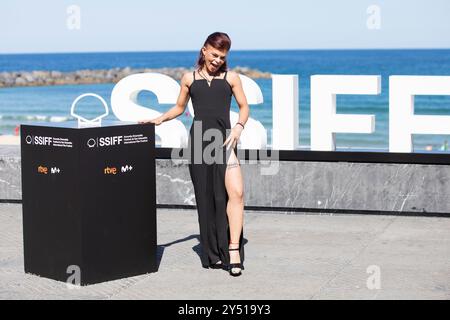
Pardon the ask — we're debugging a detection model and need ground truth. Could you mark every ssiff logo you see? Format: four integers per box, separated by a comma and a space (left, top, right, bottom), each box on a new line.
26, 135, 52, 146
87, 138, 97, 148
87, 136, 123, 148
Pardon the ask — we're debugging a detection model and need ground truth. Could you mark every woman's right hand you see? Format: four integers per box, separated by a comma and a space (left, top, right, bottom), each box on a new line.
138, 117, 164, 125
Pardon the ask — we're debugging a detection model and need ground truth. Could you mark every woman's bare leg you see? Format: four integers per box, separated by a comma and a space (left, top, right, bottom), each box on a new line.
225, 149, 244, 267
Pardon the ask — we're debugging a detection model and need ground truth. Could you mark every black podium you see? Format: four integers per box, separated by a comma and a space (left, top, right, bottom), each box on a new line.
20, 121, 157, 285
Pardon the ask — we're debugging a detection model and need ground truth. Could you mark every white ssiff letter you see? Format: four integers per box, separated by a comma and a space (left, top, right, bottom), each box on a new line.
232, 74, 267, 149
272, 75, 299, 150
310, 75, 381, 151
389, 76, 450, 152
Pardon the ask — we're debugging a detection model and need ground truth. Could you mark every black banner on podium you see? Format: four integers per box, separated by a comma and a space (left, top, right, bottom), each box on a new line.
20, 122, 157, 285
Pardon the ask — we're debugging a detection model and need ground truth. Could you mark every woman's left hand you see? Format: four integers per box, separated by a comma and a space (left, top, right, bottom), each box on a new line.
223, 125, 243, 150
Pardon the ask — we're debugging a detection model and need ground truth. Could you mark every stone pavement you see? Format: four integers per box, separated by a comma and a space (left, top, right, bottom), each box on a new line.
0, 203, 449, 300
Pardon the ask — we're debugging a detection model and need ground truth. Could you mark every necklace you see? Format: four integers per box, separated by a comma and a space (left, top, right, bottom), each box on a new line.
198, 69, 217, 85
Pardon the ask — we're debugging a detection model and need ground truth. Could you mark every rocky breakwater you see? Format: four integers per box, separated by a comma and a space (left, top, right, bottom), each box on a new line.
0, 66, 271, 88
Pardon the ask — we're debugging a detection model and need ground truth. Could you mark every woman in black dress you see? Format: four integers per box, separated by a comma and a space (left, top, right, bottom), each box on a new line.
140, 32, 249, 277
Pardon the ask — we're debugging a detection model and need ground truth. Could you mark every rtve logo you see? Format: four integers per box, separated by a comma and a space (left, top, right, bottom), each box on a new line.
26, 135, 52, 146
104, 166, 117, 175
87, 136, 123, 148
37, 166, 48, 174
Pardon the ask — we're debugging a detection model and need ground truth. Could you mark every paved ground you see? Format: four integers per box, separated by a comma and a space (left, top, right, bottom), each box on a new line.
1, 203, 449, 300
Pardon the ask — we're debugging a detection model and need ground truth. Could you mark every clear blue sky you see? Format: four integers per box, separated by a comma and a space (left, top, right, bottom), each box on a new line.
1, 0, 449, 54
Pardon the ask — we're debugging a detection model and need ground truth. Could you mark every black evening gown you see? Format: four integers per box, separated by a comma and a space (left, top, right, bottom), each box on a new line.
187, 70, 245, 269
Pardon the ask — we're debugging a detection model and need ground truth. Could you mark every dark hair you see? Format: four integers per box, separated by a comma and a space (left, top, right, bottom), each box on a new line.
196, 32, 231, 73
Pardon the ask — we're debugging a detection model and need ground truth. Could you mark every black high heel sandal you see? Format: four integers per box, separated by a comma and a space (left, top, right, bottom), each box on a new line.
228, 246, 242, 277
209, 261, 224, 269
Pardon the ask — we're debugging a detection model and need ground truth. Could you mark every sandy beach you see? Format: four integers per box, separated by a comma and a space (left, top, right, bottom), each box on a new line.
0, 135, 20, 145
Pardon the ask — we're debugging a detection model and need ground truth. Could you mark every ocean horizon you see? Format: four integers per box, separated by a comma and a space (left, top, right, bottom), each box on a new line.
1, 49, 450, 151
